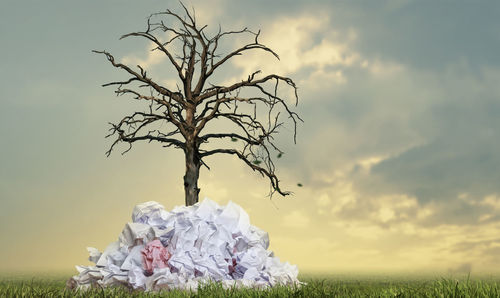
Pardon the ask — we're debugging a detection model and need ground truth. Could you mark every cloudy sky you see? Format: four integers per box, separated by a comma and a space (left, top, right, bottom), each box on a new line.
1, 0, 500, 276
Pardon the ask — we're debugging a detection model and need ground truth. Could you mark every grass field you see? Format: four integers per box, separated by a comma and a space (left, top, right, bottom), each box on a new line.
1, 273, 500, 297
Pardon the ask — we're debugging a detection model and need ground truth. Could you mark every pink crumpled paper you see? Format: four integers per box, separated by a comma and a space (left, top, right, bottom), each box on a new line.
141, 239, 171, 274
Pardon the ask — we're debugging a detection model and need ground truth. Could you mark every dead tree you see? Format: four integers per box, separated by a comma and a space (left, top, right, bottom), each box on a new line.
93, 4, 303, 206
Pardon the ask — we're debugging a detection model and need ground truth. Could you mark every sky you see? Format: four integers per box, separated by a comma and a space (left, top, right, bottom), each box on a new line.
1, 0, 500, 276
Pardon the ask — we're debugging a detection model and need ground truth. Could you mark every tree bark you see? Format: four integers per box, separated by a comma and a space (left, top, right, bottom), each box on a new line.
184, 141, 201, 206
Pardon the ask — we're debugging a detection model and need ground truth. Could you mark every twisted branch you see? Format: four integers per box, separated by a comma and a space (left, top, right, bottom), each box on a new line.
94, 3, 302, 200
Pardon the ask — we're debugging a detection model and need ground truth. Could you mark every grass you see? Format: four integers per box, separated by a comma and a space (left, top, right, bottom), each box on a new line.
1, 273, 500, 297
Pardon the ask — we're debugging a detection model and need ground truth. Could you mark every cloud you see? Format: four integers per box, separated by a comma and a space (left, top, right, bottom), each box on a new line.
282, 210, 310, 228
229, 13, 360, 90
279, 53, 500, 226
478, 195, 500, 211
361, 59, 404, 76
121, 42, 166, 69
349, 63, 500, 223
316, 193, 331, 207
337, 1, 500, 71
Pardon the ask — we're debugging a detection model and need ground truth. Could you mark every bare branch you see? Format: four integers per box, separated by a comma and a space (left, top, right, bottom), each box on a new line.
120, 28, 185, 80
199, 133, 261, 146
199, 148, 291, 198
92, 50, 185, 105
104, 111, 185, 157
204, 28, 279, 81
198, 74, 296, 103
206, 42, 279, 78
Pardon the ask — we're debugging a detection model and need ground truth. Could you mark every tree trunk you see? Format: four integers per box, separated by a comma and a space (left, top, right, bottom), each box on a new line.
184, 142, 201, 206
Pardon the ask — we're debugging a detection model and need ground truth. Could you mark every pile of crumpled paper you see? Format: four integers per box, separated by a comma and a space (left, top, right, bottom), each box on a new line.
67, 198, 300, 291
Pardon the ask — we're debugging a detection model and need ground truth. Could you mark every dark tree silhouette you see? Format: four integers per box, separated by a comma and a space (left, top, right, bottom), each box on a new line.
93, 3, 303, 206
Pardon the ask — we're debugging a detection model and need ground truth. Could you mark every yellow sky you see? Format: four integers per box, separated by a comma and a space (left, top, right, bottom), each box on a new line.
2, 0, 500, 277
2, 148, 500, 276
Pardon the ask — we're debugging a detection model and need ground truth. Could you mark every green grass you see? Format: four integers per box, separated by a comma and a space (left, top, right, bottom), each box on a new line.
1, 273, 500, 297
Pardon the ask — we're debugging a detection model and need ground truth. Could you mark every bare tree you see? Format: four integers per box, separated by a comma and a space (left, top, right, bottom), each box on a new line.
93, 3, 303, 206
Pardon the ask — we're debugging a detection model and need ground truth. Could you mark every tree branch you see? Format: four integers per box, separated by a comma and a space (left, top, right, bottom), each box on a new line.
199, 148, 291, 198
92, 50, 185, 106
105, 110, 185, 157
